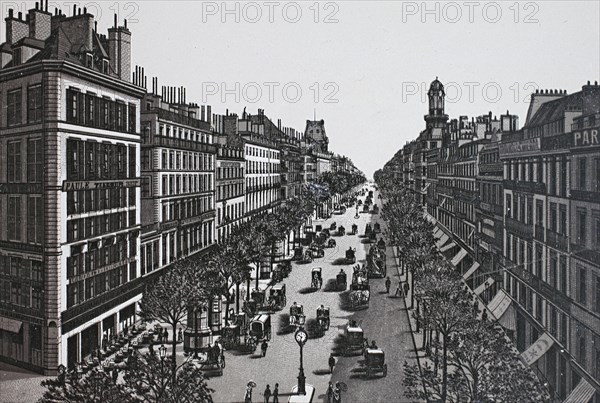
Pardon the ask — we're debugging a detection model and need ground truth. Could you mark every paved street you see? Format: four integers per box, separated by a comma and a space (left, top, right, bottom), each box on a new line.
209, 186, 421, 403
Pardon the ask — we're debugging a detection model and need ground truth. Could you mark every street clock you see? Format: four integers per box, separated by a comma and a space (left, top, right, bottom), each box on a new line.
295, 328, 308, 346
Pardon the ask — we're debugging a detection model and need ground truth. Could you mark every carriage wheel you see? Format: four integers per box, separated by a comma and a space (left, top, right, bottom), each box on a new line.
383, 364, 387, 377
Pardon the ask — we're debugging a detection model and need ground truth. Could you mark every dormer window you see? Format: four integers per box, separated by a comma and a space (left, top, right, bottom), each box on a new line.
86, 53, 93, 69
13, 48, 22, 66
102, 59, 109, 74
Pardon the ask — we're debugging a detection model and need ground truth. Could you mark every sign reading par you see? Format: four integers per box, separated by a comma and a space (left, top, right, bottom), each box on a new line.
573, 129, 599, 147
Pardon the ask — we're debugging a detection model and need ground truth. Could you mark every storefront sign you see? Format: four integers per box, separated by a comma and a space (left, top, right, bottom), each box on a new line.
499, 138, 540, 156
62, 179, 141, 191
573, 129, 599, 147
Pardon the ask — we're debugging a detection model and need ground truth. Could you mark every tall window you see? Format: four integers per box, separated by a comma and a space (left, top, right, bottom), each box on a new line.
578, 267, 587, 304
27, 139, 43, 182
27, 196, 43, 245
7, 141, 22, 182
579, 158, 587, 190
7, 88, 22, 126
578, 210, 587, 244
8, 196, 21, 241
595, 275, 600, 313
27, 85, 42, 123
550, 203, 557, 232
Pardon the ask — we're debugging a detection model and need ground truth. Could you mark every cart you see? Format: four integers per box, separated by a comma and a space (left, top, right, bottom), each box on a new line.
344, 323, 366, 355
364, 349, 387, 378
316, 306, 330, 336
269, 284, 286, 310
336, 269, 347, 291
308, 244, 325, 259
249, 314, 272, 341
311, 267, 323, 289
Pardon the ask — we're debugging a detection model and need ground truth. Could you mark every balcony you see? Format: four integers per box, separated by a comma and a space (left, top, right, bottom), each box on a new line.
478, 201, 503, 216
156, 108, 211, 131
479, 163, 503, 174
154, 136, 217, 154
570, 189, 600, 203
546, 230, 569, 251
504, 180, 546, 194
505, 216, 533, 239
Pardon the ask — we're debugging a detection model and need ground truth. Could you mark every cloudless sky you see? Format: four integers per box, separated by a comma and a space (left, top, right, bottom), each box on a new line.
3, 1, 599, 177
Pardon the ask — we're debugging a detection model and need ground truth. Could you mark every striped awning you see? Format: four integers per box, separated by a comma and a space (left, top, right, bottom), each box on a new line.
474, 277, 495, 295
563, 378, 597, 403
436, 233, 449, 249
433, 228, 443, 239
450, 248, 468, 267
439, 242, 456, 253
487, 289, 512, 319
463, 262, 480, 279
521, 332, 554, 365
0, 316, 23, 333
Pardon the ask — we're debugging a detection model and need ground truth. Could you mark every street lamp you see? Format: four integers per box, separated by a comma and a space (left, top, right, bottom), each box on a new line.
159, 344, 167, 359
294, 326, 308, 395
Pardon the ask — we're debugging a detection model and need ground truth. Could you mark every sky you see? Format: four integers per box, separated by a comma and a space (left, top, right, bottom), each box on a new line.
2, 1, 599, 178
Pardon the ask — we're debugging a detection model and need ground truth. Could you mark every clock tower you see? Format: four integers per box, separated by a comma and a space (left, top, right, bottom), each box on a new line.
424, 77, 449, 129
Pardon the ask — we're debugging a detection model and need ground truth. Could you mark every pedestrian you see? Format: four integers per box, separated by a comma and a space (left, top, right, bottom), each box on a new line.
385, 276, 391, 293
333, 382, 342, 403
111, 368, 118, 384
163, 328, 169, 343
261, 340, 268, 357
326, 381, 334, 403
148, 343, 155, 356
394, 281, 402, 297
263, 384, 271, 403
328, 353, 335, 374
273, 383, 279, 403
245, 381, 254, 403
178, 328, 183, 343
403, 282, 410, 297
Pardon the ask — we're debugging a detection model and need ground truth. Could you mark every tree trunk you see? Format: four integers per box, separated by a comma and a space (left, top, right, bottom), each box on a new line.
442, 333, 448, 403
472, 372, 478, 402
224, 293, 231, 327
171, 322, 178, 387
236, 283, 240, 313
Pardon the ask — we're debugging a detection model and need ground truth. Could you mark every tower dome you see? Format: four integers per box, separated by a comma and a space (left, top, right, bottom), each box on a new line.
429, 76, 444, 94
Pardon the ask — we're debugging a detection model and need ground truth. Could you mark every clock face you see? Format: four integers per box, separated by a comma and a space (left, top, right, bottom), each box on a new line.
295, 329, 307, 344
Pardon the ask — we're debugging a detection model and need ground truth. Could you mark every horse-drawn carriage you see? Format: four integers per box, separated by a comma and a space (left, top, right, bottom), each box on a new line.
351, 224, 358, 235
365, 224, 373, 238
315, 306, 330, 336
377, 238, 386, 251
289, 303, 304, 326
350, 265, 370, 308
372, 204, 379, 214
363, 204, 369, 213
249, 314, 272, 342
337, 226, 345, 236
364, 349, 387, 378
268, 284, 287, 310
220, 324, 242, 350
367, 245, 387, 278
344, 321, 366, 355
336, 269, 347, 291
311, 267, 323, 289
293, 246, 304, 261
199, 343, 225, 375
345, 247, 356, 264
273, 261, 291, 282
373, 222, 381, 234
330, 222, 337, 231
304, 244, 325, 262
327, 238, 336, 248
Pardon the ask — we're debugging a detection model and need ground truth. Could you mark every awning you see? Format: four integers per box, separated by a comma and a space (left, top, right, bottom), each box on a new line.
440, 242, 456, 253
521, 332, 554, 365
463, 262, 480, 279
487, 289, 512, 319
433, 227, 443, 239
0, 316, 23, 333
436, 233, 449, 249
563, 378, 597, 403
450, 248, 468, 267
474, 277, 495, 296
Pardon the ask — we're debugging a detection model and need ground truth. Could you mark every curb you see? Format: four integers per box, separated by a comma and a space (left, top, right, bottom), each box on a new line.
288, 384, 315, 403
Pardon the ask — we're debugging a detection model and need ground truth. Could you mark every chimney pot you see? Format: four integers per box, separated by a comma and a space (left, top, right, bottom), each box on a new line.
596, 81, 598, 85
84, 7, 87, 14
8, 9, 13, 18
18, 11, 22, 20
73, 5, 76, 16
114, 13, 117, 28
124, 19, 127, 28
35, 2, 39, 10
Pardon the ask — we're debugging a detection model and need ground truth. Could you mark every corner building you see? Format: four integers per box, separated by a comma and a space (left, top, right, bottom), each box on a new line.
0, 4, 143, 373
